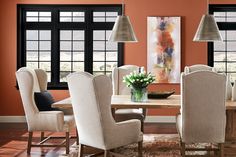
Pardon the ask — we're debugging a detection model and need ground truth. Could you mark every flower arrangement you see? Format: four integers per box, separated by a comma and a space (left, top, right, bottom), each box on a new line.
123, 71, 155, 90
123, 71, 155, 102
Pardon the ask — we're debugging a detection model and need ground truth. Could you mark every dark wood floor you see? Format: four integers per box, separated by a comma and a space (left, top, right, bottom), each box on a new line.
0, 123, 177, 157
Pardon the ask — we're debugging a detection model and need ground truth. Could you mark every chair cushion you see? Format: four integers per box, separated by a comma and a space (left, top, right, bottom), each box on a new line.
115, 109, 145, 122
34, 91, 58, 111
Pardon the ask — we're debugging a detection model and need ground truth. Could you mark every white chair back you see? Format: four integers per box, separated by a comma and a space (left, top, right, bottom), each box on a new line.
112, 65, 139, 95
67, 72, 115, 149
16, 68, 41, 123
184, 64, 216, 74
181, 71, 226, 143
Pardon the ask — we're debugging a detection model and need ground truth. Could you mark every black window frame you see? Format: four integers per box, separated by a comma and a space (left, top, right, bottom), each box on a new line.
208, 5, 236, 76
17, 4, 123, 89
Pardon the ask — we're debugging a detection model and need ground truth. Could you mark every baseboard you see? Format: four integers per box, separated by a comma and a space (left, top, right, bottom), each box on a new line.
0, 115, 176, 123
0, 116, 26, 123
145, 116, 176, 123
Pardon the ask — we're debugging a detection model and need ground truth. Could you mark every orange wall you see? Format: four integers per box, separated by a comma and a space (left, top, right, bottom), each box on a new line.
0, 0, 235, 116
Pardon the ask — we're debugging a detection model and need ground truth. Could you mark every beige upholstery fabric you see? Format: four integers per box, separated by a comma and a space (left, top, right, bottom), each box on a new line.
35, 69, 47, 91
177, 71, 226, 143
67, 72, 143, 150
112, 65, 145, 122
16, 67, 75, 132
112, 65, 140, 95
184, 64, 216, 74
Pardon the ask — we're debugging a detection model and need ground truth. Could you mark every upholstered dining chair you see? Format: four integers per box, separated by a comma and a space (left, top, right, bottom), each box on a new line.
112, 65, 146, 131
176, 71, 226, 157
16, 67, 76, 154
67, 72, 143, 157
184, 64, 216, 73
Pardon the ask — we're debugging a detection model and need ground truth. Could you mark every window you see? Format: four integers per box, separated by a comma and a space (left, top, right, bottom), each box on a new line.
17, 5, 123, 89
209, 5, 236, 82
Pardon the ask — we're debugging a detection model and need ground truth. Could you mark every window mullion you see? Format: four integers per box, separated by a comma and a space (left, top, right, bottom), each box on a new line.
84, 8, 93, 73
50, 8, 60, 87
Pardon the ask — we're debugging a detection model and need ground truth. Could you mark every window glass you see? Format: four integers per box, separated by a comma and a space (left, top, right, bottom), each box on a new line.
93, 12, 118, 22
93, 30, 118, 74
26, 11, 51, 22
60, 11, 85, 22
26, 30, 52, 81
60, 30, 85, 82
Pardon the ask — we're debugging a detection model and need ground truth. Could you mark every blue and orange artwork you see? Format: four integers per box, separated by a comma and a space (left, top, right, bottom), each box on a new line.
147, 17, 181, 83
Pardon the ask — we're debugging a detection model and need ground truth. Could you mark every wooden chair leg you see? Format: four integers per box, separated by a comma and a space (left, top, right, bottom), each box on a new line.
141, 108, 147, 132
104, 150, 110, 157
181, 142, 185, 157
65, 132, 70, 154
219, 143, 224, 157
76, 128, 79, 145
138, 141, 143, 157
27, 131, 33, 154
40, 132, 44, 141
78, 144, 84, 157
214, 144, 219, 156
141, 120, 144, 132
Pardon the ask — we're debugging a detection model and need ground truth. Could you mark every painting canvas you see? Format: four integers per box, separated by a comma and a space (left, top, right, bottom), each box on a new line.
147, 17, 181, 83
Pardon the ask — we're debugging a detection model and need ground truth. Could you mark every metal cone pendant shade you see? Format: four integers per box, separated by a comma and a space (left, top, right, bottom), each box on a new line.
109, 15, 138, 42
193, 14, 222, 42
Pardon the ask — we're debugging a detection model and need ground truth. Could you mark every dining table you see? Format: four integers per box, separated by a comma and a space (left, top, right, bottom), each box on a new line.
52, 94, 236, 142
52, 94, 236, 110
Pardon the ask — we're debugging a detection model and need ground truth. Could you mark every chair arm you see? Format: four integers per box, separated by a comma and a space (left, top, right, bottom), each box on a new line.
116, 119, 142, 136
28, 111, 65, 132
116, 119, 141, 129
104, 119, 142, 150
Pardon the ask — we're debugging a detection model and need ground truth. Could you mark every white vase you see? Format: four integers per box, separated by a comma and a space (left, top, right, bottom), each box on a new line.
226, 74, 232, 100
232, 80, 236, 101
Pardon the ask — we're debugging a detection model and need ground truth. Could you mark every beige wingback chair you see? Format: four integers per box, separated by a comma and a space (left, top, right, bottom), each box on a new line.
67, 72, 143, 157
176, 71, 226, 157
112, 65, 146, 131
16, 67, 75, 154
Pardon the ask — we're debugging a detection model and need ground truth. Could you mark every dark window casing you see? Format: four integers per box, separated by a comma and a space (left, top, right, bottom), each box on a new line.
17, 4, 123, 89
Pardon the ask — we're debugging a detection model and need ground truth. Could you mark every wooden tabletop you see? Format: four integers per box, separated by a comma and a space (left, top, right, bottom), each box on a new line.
111, 95, 180, 109
52, 95, 236, 110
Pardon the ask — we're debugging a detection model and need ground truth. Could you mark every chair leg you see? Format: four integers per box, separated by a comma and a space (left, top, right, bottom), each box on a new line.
104, 150, 110, 157
219, 143, 224, 157
181, 142, 185, 157
78, 144, 84, 157
138, 141, 143, 157
76, 128, 79, 145
141, 120, 144, 132
40, 132, 44, 141
65, 132, 70, 154
27, 131, 33, 154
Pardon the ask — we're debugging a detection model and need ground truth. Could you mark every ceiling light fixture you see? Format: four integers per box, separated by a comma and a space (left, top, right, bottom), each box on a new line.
108, 0, 138, 42
193, 0, 222, 42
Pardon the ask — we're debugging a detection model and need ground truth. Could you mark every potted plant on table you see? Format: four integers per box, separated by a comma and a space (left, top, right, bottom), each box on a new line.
123, 71, 155, 102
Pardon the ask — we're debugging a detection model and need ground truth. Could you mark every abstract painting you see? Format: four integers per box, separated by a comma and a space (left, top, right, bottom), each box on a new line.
147, 17, 181, 83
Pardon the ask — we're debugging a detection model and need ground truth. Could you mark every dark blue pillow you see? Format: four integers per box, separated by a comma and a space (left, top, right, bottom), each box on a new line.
34, 91, 58, 111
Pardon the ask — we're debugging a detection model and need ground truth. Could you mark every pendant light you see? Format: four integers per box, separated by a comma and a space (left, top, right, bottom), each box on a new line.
193, 0, 222, 42
108, 0, 138, 42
